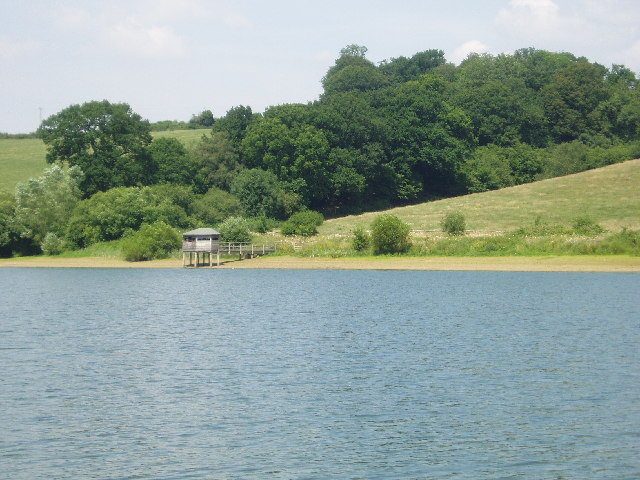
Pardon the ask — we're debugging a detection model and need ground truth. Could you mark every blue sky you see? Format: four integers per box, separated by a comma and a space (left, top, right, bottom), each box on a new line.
1, 0, 639, 133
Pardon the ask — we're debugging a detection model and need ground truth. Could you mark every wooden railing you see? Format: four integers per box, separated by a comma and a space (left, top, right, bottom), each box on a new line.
182, 241, 277, 255
217, 242, 278, 255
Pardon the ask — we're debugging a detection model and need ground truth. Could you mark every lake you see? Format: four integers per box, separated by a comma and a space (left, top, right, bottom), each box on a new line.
1, 268, 639, 479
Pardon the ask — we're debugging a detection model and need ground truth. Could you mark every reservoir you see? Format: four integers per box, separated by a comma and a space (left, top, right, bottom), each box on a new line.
1, 268, 638, 479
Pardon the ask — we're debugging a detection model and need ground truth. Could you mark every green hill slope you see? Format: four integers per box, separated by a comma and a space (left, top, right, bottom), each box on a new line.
321, 159, 640, 234
0, 129, 207, 192
0, 138, 47, 192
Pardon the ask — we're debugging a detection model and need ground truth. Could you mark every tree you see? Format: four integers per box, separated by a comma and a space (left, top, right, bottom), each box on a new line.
38, 100, 155, 196
65, 186, 193, 248
121, 222, 181, 261
192, 131, 243, 192
149, 137, 198, 186
211, 105, 257, 149
379, 49, 446, 83
370, 214, 411, 254
322, 45, 388, 96
189, 109, 214, 127
14, 164, 83, 250
230, 168, 283, 218
192, 187, 242, 225
542, 61, 610, 142
0, 191, 18, 257
280, 210, 324, 236
218, 216, 252, 242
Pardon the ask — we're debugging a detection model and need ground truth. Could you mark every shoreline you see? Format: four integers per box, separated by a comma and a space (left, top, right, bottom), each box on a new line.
1, 255, 639, 272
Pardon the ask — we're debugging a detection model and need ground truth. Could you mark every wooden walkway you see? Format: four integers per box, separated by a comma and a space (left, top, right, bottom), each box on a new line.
183, 242, 278, 267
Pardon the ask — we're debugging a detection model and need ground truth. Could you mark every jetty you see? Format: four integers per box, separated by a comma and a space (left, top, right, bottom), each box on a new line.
182, 228, 277, 267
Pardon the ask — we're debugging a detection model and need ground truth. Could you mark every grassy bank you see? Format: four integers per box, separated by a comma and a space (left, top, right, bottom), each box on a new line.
322, 159, 640, 233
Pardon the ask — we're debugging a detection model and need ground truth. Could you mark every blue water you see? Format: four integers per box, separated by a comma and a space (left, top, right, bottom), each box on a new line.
0, 268, 639, 479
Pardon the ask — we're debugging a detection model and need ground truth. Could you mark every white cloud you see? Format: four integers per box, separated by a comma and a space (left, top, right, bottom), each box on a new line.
451, 40, 490, 64
107, 17, 187, 58
495, 0, 571, 35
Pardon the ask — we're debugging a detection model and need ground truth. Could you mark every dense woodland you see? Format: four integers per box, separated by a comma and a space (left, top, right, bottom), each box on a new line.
1, 45, 640, 257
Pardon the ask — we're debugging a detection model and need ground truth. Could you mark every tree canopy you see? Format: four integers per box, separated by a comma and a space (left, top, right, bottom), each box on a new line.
38, 100, 154, 196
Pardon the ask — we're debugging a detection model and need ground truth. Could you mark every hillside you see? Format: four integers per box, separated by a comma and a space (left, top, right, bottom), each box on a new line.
321, 159, 640, 234
0, 129, 206, 192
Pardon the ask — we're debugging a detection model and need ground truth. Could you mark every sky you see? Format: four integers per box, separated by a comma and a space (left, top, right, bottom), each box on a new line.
1, 0, 639, 133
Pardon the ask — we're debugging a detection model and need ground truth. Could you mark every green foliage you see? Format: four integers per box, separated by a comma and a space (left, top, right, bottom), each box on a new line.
572, 216, 605, 235
351, 226, 370, 252
40, 232, 66, 256
247, 216, 278, 233
66, 186, 193, 248
192, 187, 241, 225
280, 210, 324, 236
149, 137, 197, 186
218, 216, 252, 243
0, 191, 18, 257
513, 217, 570, 237
211, 105, 256, 149
149, 120, 189, 131
192, 131, 243, 192
121, 222, 181, 261
441, 211, 466, 236
189, 109, 214, 127
38, 100, 154, 197
14, 164, 83, 249
370, 214, 411, 254
230, 168, 284, 218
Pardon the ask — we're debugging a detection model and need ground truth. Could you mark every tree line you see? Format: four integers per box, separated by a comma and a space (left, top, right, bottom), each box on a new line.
1, 45, 639, 256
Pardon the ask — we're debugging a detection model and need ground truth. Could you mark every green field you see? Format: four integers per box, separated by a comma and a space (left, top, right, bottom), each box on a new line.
321, 158, 640, 234
0, 129, 208, 192
0, 138, 48, 193
152, 128, 208, 147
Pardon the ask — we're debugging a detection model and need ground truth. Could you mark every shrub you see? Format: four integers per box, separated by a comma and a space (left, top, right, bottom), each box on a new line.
41, 232, 66, 256
441, 211, 466, 236
571, 216, 605, 236
121, 222, 181, 262
192, 187, 241, 225
371, 214, 411, 254
352, 226, 370, 252
248, 216, 278, 233
218, 216, 252, 243
280, 210, 324, 236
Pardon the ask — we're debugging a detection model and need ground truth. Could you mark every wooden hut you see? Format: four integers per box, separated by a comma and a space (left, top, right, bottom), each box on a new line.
182, 228, 220, 267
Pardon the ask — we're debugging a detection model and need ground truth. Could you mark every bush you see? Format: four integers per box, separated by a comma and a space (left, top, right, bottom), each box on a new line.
572, 216, 605, 236
371, 214, 411, 254
248, 216, 278, 233
192, 187, 241, 225
352, 226, 370, 252
441, 211, 466, 236
280, 210, 324, 236
121, 222, 181, 262
40, 232, 66, 255
218, 216, 252, 242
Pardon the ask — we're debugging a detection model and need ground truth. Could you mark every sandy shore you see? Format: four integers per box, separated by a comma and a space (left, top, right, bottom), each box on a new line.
1, 255, 639, 272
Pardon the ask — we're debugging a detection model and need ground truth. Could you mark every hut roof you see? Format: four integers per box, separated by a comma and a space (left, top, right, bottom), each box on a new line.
182, 228, 220, 237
